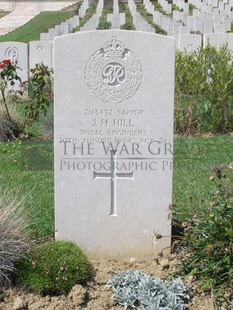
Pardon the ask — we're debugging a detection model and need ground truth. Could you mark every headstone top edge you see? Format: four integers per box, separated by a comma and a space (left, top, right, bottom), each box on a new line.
54, 30, 176, 43
30, 40, 53, 44
0, 41, 28, 46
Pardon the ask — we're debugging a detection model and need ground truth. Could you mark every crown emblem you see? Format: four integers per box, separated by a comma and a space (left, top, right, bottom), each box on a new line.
103, 37, 125, 58
85, 36, 143, 103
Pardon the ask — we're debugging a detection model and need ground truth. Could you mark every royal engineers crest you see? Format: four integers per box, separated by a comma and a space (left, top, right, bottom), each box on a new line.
84, 37, 143, 103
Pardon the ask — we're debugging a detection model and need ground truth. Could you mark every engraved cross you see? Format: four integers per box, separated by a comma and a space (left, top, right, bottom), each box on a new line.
93, 150, 134, 216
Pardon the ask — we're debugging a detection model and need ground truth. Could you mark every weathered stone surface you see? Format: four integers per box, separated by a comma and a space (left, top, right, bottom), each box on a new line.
54, 30, 175, 258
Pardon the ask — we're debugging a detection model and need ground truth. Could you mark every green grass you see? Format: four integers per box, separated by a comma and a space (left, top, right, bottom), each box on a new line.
97, 6, 112, 30
0, 140, 54, 238
150, 0, 165, 14
189, 4, 196, 15
0, 135, 232, 239
121, 6, 135, 30
173, 135, 233, 217
0, 11, 75, 43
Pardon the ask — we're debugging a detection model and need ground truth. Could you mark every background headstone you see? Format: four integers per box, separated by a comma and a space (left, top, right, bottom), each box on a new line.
0, 42, 28, 85
29, 41, 53, 70
203, 33, 233, 49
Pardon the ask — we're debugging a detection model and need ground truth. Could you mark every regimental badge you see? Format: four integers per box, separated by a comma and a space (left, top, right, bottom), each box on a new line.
84, 36, 143, 104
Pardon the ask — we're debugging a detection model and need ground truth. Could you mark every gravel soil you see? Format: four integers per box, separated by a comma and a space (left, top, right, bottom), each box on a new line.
0, 254, 215, 310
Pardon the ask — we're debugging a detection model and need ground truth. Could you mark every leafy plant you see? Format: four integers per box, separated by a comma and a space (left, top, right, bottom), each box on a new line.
16, 240, 90, 295
175, 45, 233, 134
20, 63, 53, 128
97, 20, 111, 30
0, 191, 31, 286
0, 59, 21, 122
121, 21, 135, 30
173, 163, 233, 307
107, 271, 190, 309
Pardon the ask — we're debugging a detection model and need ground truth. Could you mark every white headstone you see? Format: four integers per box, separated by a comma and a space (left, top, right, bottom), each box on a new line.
203, 33, 233, 49
120, 13, 126, 25
29, 41, 53, 69
68, 15, 80, 31
213, 23, 225, 33
40, 32, 51, 41
0, 42, 28, 84
54, 31, 175, 258
48, 28, 58, 40
223, 17, 232, 31
204, 20, 214, 33
176, 34, 202, 52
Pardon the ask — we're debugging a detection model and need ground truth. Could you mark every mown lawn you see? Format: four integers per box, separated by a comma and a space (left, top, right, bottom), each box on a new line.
0, 11, 75, 43
0, 140, 54, 238
0, 135, 232, 238
173, 135, 233, 216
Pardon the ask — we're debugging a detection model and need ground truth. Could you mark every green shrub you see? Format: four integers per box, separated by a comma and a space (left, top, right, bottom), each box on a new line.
0, 191, 31, 286
173, 163, 233, 307
121, 21, 135, 30
175, 45, 233, 134
0, 59, 21, 117
20, 63, 53, 128
97, 20, 111, 30
17, 240, 90, 295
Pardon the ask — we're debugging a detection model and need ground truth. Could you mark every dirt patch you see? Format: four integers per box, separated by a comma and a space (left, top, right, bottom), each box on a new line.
0, 255, 214, 310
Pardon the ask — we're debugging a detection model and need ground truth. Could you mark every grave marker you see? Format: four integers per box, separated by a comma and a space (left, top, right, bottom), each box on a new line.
54, 31, 175, 258
0, 42, 28, 85
29, 41, 53, 69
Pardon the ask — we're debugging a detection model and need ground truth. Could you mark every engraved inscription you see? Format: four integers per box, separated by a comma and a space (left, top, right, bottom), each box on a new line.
5, 47, 19, 60
102, 62, 126, 86
37, 45, 44, 52
84, 37, 143, 103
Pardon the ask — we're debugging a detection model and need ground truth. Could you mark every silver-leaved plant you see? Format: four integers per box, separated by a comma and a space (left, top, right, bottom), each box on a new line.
106, 271, 190, 310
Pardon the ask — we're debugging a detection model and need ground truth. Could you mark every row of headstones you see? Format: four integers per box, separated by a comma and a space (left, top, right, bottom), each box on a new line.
79, 0, 104, 31
128, 0, 155, 32
79, 0, 89, 18
39, 0, 104, 35
175, 32, 233, 51
40, 15, 80, 41
2, 33, 233, 87
39, 0, 100, 37
32, 0, 233, 38
38, 0, 125, 34
142, 0, 233, 35
79, 0, 126, 31
107, 0, 126, 29
0, 41, 53, 84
